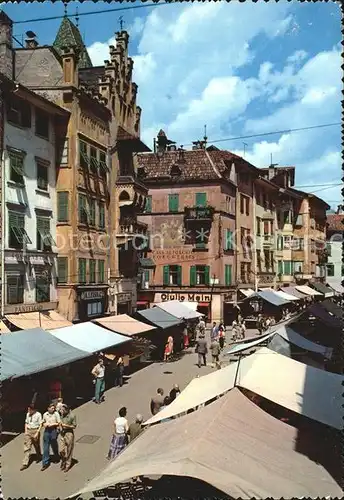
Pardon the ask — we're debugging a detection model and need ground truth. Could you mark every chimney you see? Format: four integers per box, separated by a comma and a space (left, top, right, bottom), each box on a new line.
61, 46, 78, 86
0, 11, 14, 79
178, 146, 185, 162
336, 204, 344, 215
25, 31, 38, 49
157, 129, 168, 153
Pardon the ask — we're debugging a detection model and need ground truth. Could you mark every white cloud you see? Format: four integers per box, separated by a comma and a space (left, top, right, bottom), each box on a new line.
87, 36, 116, 66
87, 3, 341, 206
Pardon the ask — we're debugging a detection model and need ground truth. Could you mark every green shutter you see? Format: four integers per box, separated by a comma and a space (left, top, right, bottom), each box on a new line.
79, 258, 86, 283
190, 266, 196, 286
278, 260, 283, 274
99, 202, 105, 228
168, 194, 179, 212
57, 257, 68, 283
98, 260, 105, 283
89, 198, 96, 225
204, 265, 210, 285
277, 235, 283, 251
89, 260, 96, 282
145, 196, 152, 213
177, 265, 182, 286
144, 270, 150, 282
225, 230, 233, 250
195, 192, 206, 207
163, 265, 169, 285
57, 192, 68, 222
284, 261, 292, 275
225, 265, 232, 286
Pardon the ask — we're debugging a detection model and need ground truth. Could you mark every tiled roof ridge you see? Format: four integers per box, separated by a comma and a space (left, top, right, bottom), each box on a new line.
53, 17, 92, 69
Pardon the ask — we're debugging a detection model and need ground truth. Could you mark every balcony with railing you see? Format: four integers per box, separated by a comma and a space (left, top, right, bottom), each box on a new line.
262, 235, 274, 248
117, 217, 148, 237
184, 206, 215, 222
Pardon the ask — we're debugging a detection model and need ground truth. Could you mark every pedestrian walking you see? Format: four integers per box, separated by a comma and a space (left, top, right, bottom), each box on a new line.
168, 335, 174, 355
128, 414, 144, 442
163, 341, 171, 362
169, 384, 180, 402
41, 403, 60, 471
195, 334, 208, 367
20, 404, 42, 471
107, 407, 129, 460
91, 357, 105, 404
183, 325, 189, 349
218, 323, 225, 350
198, 317, 206, 335
56, 398, 64, 413
114, 356, 125, 388
232, 320, 239, 341
210, 338, 221, 369
150, 388, 164, 415
210, 322, 218, 341
58, 404, 76, 472
257, 314, 264, 336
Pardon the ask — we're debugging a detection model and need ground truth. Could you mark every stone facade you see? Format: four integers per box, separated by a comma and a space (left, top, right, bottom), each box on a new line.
11, 15, 148, 320
0, 12, 13, 79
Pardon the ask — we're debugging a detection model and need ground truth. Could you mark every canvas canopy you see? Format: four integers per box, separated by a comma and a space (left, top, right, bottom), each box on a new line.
237, 347, 343, 430
146, 347, 342, 430
144, 362, 239, 425
274, 290, 300, 301
295, 285, 323, 296
274, 325, 333, 358
326, 280, 344, 294
94, 314, 155, 336
5, 310, 72, 330
0, 320, 10, 333
250, 290, 290, 307
49, 322, 130, 353
308, 304, 343, 329
282, 286, 307, 299
1, 328, 88, 381
226, 330, 277, 355
311, 282, 334, 298
136, 308, 181, 330
73, 388, 342, 499
239, 288, 255, 297
320, 299, 343, 320
155, 300, 203, 320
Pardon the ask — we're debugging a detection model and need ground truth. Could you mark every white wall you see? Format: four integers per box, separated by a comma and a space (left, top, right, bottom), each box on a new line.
3, 105, 58, 304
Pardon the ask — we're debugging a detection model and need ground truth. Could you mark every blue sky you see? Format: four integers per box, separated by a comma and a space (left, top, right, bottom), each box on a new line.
3, 1, 342, 209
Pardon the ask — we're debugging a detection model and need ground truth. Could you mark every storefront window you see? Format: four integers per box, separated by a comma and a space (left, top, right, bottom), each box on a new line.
7, 274, 24, 304
36, 270, 50, 303
87, 302, 102, 317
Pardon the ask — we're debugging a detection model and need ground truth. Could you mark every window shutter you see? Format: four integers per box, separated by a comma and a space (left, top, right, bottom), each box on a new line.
145, 196, 152, 213
225, 230, 233, 250
57, 192, 68, 222
225, 265, 232, 286
57, 257, 68, 283
204, 265, 210, 285
190, 265, 196, 286
284, 261, 291, 275
177, 265, 182, 286
278, 260, 283, 274
168, 194, 179, 212
144, 270, 150, 283
9, 212, 18, 228
163, 265, 169, 285
195, 192, 206, 207
277, 235, 283, 251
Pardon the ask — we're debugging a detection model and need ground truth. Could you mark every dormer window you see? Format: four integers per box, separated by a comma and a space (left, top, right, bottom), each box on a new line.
170, 164, 181, 177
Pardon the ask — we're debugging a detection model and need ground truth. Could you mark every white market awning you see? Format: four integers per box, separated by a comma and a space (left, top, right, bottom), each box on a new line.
239, 288, 255, 297
155, 300, 203, 320
49, 322, 131, 353
73, 388, 342, 500
295, 285, 323, 296
274, 290, 300, 301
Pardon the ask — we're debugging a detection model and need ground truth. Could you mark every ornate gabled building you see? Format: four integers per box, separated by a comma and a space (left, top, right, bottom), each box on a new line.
9, 13, 149, 320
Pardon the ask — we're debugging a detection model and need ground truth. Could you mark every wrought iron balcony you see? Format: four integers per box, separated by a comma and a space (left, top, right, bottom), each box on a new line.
117, 218, 148, 236
184, 206, 214, 222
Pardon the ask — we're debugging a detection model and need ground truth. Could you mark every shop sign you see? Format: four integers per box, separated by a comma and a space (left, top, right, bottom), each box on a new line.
80, 290, 105, 301
117, 293, 132, 303
5, 304, 44, 314
158, 292, 211, 303
153, 249, 197, 263
223, 293, 234, 302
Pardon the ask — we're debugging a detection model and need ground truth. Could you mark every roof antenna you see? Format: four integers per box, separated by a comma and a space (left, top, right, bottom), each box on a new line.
243, 142, 248, 158
64, 1, 68, 18
203, 124, 207, 147
270, 153, 273, 166
119, 16, 125, 31
75, 6, 79, 27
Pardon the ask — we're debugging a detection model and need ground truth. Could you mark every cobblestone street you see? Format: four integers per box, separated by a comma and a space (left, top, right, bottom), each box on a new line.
2, 348, 216, 499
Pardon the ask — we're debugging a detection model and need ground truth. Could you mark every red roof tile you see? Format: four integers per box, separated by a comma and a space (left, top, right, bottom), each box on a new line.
326, 214, 344, 232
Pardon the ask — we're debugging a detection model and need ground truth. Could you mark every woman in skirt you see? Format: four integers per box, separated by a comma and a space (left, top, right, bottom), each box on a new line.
107, 407, 129, 460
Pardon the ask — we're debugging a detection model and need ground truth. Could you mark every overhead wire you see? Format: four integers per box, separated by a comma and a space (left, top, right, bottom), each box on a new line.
11, 1, 171, 25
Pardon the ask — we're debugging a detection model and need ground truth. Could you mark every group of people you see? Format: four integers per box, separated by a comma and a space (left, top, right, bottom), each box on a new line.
257, 314, 276, 335
20, 399, 76, 473
107, 384, 181, 461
